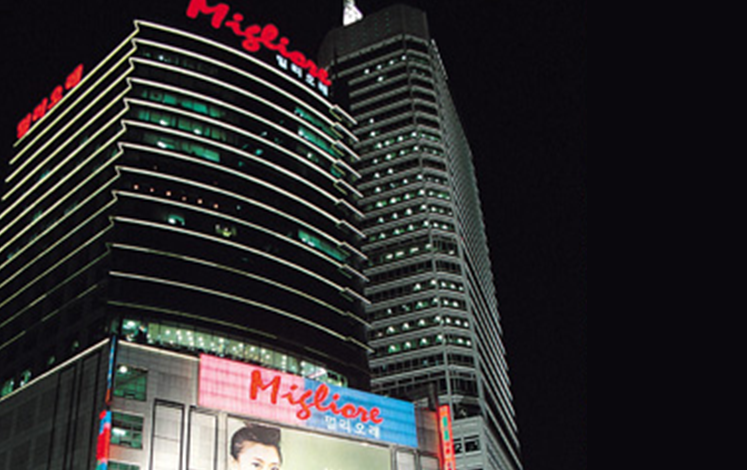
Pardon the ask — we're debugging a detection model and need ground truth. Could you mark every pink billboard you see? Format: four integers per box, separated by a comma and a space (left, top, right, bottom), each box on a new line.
198, 354, 418, 447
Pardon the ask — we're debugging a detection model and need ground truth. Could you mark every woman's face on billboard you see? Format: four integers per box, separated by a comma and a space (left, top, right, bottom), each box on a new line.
234, 442, 281, 470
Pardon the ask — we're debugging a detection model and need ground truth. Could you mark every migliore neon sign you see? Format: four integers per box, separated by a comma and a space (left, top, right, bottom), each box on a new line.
186, 0, 332, 87
250, 368, 384, 423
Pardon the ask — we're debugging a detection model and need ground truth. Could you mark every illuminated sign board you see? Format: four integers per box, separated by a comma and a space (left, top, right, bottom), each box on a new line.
227, 416, 392, 470
186, 0, 331, 96
198, 354, 418, 447
95, 410, 112, 470
438, 405, 456, 470
16, 64, 84, 139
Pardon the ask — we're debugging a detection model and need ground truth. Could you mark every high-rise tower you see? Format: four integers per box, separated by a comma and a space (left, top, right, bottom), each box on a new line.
320, 5, 522, 470
1, 15, 369, 398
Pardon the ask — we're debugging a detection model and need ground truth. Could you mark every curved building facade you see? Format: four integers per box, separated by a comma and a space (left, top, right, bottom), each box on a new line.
0, 19, 370, 396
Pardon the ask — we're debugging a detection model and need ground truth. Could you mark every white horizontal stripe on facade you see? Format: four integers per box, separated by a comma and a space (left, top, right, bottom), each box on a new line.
109, 270, 367, 348
4, 82, 132, 204
0, 131, 124, 242
112, 216, 347, 293
114, 189, 365, 279
127, 55, 360, 178
119, 142, 344, 226
116, 165, 359, 259
12, 29, 138, 152
110, 243, 368, 327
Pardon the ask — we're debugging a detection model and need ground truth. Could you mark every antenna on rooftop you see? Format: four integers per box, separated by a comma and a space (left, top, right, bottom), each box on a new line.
343, 0, 364, 26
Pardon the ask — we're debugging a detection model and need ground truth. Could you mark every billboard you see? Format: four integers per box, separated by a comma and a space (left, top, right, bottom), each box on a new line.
198, 354, 418, 448
226, 417, 391, 470
438, 405, 456, 470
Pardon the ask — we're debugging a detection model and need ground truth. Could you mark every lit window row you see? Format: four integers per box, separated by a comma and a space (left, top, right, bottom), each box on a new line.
369, 296, 466, 321
0, 369, 32, 398
371, 352, 475, 377
362, 173, 448, 197
298, 229, 349, 262
362, 143, 443, 169
366, 218, 455, 243
132, 107, 229, 142
133, 106, 344, 180
137, 47, 343, 147
367, 235, 457, 266
358, 157, 447, 185
121, 319, 348, 387
364, 188, 451, 211
362, 54, 410, 77
293, 107, 339, 140
127, 181, 347, 263
363, 129, 441, 153
368, 278, 464, 302
133, 86, 226, 120
374, 333, 473, 357
371, 314, 471, 339
366, 202, 454, 227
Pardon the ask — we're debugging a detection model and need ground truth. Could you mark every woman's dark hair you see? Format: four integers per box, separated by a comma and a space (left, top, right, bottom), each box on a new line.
230, 422, 282, 462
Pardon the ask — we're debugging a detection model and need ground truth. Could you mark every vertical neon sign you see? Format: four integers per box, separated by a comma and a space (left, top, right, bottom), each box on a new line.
96, 337, 116, 470
95, 410, 112, 470
438, 405, 456, 470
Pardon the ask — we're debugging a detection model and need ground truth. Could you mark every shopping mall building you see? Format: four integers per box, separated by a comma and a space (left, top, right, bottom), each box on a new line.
0, 2, 519, 470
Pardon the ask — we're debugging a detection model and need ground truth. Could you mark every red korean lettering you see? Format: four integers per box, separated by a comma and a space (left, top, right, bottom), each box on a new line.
17, 114, 32, 139
48, 85, 64, 110
65, 64, 84, 90
32, 98, 49, 121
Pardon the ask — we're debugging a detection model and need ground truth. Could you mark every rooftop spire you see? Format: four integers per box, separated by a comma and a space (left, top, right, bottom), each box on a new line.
343, 0, 363, 26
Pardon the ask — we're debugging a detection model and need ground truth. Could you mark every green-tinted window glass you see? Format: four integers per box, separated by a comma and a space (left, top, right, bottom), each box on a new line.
110, 462, 140, 470
111, 412, 143, 449
1, 378, 13, 397
298, 229, 348, 261
113, 365, 147, 401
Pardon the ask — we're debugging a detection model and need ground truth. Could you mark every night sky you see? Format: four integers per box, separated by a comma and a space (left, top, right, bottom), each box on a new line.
0, 1, 586, 469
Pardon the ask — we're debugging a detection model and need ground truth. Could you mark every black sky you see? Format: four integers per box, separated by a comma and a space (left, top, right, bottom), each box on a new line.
0, 1, 586, 469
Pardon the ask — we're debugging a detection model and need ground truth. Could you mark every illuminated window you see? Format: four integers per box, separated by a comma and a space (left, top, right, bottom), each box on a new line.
298, 229, 347, 261
17, 369, 32, 387
1, 378, 13, 397
215, 224, 237, 238
111, 412, 143, 449
114, 365, 147, 401
110, 462, 140, 470
166, 215, 185, 226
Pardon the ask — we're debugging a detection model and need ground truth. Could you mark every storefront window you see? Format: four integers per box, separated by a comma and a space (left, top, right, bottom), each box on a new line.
114, 365, 148, 401
111, 412, 144, 449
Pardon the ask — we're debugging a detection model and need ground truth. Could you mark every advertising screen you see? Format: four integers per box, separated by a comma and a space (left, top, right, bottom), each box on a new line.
226, 417, 391, 470
199, 354, 418, 448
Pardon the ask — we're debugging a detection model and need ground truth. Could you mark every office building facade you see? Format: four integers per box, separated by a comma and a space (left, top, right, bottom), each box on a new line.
1, 13, 370, 403
0, 5, 450, 468
320, 5, 521, 470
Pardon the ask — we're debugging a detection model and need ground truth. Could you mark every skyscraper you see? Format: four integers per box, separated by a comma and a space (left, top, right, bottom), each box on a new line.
320, 5, 522, 470
0, 5, 444, 469
1, 13, 369, 399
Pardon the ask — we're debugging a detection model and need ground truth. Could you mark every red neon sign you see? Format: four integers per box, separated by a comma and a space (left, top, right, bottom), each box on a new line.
16, 64, 84, 140
186, 0, 331, 87
198, 355, 382, 425
95, 410, 112, 470
438, 405, 457, 470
